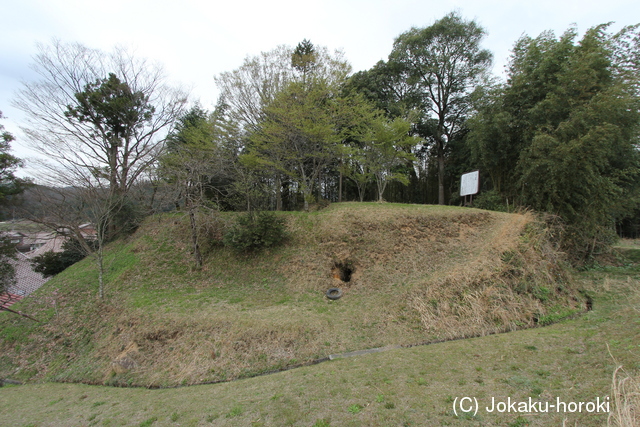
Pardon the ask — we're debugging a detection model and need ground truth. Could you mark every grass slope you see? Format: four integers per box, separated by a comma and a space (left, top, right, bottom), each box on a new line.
0, 203, 585, 388
0, 248, 638, 426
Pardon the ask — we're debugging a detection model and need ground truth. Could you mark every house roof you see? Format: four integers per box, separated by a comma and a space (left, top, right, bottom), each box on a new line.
8, 255, 50, 297
1, 231, 26, 239
0, 293, 23, 310
24, 232, 67, 256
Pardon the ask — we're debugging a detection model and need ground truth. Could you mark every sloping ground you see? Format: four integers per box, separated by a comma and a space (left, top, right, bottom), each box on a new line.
0, 203, 586, 387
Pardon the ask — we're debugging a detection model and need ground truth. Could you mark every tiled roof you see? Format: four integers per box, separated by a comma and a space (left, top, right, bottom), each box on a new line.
25, 233, 67, 256
8, 254, 50, 297
1, 222, 93, 305
1, 255, 49, 314
0, 293, 23, 310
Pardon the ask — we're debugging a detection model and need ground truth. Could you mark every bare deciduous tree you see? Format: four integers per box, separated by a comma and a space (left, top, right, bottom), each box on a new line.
13, 40, 188, 298
215, 45, 295, 135
159, 105, 237, 268
14, 40, 188, 200
28, 182, 122, 299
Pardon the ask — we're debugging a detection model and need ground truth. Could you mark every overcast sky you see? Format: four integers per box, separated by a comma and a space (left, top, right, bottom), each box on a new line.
2, 0, 639, 168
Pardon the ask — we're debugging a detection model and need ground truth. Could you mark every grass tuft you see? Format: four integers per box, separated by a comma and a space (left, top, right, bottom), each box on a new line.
609, 366, 640, 427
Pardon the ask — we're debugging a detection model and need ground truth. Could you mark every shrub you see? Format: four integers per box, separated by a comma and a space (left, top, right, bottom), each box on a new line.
223, 211, 287, 252
473, 189, 508, 212
30, 238, 96, 277
110, 197, 146, 240
0, 236, 16, 293
30, 251, 66, 278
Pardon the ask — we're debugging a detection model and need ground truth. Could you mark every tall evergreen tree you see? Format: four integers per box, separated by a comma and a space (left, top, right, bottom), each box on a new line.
390, 12, 492, 204
291, 39, 317, 85
0, 112, 25, 294
0, 112, 26, 204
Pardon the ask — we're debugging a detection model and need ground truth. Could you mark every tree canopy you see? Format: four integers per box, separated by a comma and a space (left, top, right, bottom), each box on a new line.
467, 24, 640, 258
9, 16, 640, 262
15, 40, 188, 195
389, 12, 492, 204
247, 80, 344, 211
65, 72, 156, 199
0, 112, 26, 204
0, 111, 25, 294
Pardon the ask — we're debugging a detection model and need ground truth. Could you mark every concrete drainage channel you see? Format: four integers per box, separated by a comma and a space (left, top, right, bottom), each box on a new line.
0, 345, 405, 390
0, 332, 526, 389
328, 345, 403, 360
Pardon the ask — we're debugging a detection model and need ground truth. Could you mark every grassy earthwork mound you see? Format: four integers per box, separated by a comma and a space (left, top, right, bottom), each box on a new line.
0, 203, 586, 387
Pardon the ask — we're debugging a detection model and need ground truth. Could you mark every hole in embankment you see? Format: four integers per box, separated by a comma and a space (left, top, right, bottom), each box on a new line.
585, 296, 593, 311
332, 261, 354, 283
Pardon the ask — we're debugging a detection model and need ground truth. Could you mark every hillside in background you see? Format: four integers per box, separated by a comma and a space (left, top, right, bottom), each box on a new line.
0, 203, 587, 387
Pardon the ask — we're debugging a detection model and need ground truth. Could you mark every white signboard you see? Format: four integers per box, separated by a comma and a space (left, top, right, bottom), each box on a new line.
460, 170, 480, 196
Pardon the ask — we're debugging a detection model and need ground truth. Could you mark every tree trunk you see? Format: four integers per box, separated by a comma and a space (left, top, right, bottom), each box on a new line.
107, 140, 120, 238
303, 185, 311, 211
97, 250, 105, 299
189, 205, 203, 268
186, 188, 203, 268
338, 165, 343, 203
437, 140, 445, 205
376, 176, 385, 202
316, 171, 322, 201
275, 174, 282, 211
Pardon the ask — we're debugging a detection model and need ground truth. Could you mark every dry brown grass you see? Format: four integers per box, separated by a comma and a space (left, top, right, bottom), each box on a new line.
282, 204, 496, 294
609, 366, 640, 427
606, 281, 640, 427
97, 307, 329, 387
0, 203, 585, 387
409, 211, 581, 339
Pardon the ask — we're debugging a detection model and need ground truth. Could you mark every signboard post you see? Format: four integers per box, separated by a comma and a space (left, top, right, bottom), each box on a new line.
460, 170, 479, 206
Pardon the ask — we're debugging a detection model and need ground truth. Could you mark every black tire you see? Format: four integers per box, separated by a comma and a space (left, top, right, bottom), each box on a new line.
326, 288, 343, 300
